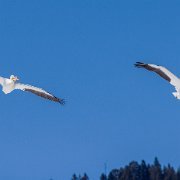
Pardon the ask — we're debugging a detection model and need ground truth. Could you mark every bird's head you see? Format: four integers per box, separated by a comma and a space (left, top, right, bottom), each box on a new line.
10, 75, 19, 82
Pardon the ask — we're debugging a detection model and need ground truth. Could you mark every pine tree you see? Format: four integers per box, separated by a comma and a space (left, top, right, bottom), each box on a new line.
81, 173, 89, 180
100, 173, 107, 180
139, 160, 149, 180
108, 170, 118, 180
72, 174, 78, 180
149, 157, 163, 180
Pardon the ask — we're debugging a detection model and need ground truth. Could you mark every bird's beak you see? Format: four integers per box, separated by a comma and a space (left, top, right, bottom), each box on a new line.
14, 77, 19, 81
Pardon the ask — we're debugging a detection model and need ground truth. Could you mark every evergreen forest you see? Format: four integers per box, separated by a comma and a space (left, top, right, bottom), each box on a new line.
71, 157, 180, 180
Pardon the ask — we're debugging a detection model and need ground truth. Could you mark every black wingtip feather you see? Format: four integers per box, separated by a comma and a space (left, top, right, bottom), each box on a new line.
134, 62, 146, 68
58, 98, 65, 105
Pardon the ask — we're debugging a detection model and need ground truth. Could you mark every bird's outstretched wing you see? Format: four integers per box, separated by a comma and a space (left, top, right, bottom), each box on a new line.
15, 83, 65, 104
134, 62, 180, 88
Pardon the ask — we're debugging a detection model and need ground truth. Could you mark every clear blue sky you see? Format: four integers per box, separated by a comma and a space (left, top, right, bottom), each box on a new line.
1, 0, 180, 179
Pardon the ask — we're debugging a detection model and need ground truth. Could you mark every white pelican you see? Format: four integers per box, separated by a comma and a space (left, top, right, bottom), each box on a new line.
135, 62, 180, 99
0, 75, 65, 104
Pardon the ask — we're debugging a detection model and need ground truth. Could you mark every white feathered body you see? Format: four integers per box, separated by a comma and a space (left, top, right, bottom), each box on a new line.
2, 78, 15, 94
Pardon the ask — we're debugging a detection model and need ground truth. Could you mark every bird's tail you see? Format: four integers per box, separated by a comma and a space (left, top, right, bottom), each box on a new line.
172, 92, 180, 99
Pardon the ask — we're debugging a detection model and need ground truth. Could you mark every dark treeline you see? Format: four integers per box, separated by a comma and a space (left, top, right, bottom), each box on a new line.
71, 157, 180, 180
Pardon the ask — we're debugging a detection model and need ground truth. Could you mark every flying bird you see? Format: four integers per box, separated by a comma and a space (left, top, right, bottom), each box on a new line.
134, 62, 180, 99
0, 75, 65, 104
